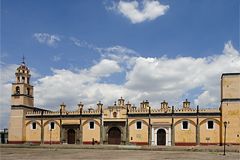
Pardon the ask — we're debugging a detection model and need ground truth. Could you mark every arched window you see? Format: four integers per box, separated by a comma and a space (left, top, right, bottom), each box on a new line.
136, 121, 142, 130
49, 122, 55, 130
181, 121, 189, 130
113, 112, 117, 118
27, 88, 30, 95
207, 120, 214, 130
16, 86, 20, 94
31, 122, 37, 130
22, 77, 25, 83
89, 121, 95, 130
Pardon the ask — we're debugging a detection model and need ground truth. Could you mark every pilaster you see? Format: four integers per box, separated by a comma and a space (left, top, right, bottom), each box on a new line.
125, 108, 129, 144
196, 105, 200, 145
79, 118, 83, 144
41, 111, 44, 144
171, 106, 175, 146
148, 106, 152, 145
100, 114, 103, 144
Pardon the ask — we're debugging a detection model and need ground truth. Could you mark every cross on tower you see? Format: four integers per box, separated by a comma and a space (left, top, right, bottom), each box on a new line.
22, 55, 25, 64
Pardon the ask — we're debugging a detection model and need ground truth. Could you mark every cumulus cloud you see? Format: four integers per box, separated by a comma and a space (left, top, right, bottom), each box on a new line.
89, 59, 122, 77
33, 33, 61, 46
126, 41, 240, 107
106, 0, 169, 24
34, 59, 122, 107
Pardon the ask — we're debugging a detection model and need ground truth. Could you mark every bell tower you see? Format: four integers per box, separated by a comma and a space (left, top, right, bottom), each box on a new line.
11, 58, 34, 107
8, 58, 34, 143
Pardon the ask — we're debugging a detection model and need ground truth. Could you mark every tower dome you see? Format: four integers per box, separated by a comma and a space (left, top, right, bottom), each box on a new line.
15, 60, 31, 84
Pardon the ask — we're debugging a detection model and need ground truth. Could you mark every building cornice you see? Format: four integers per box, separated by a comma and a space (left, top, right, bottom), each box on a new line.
221, 73, 240, 78
11, 105, 49, 111
11, 94, 34, 98
221, 98, 240, 102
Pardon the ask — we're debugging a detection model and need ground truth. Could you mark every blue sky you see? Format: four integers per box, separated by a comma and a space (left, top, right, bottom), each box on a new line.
1, 0, 239, 129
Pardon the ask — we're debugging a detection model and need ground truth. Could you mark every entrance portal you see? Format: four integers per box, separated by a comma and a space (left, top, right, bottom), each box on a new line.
157, 129, 166, 145
67, 129, 75, 144
108, 127, 121, 144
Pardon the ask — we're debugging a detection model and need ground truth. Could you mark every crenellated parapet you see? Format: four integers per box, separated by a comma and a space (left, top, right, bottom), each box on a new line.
129, 108, 149, 114
151, 108, 172, 113
198, 108, 220, 113
26, 111, 42, 116
26, 106, 101, 117
61, 111, 79, 115
174, 108, 197, 113
82, 110, 101, 114
25, 98, 220, 117
26, 110, 61, 116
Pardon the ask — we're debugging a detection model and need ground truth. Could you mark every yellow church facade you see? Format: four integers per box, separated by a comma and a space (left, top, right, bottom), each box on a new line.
8, 62, 240, 146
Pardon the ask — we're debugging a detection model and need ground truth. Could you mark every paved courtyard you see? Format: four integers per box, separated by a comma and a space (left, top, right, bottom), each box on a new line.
1, 147, 239, 160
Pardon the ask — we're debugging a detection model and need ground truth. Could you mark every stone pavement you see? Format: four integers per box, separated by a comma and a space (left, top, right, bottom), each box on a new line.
1, 147, 240, 160
1, 144, 239, 152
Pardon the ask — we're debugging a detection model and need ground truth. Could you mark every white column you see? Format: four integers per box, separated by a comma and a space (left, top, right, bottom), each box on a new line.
167, 127, 171, 146
151, 127, 155, 145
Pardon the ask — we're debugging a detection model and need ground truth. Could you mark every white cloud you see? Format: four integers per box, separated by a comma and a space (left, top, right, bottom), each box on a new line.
33, 33, 61, 46
194, 91, 217, 106
89, 59, 121, 77
34, 59, 122, 107
107, 0, 169, 24
223, 41, 239, 56
125, 41, 240, 107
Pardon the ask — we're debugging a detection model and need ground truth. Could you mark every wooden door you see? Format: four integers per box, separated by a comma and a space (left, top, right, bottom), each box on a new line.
108, 127, 121, 145
157, 129, 166, 145
67, 129, 75, 144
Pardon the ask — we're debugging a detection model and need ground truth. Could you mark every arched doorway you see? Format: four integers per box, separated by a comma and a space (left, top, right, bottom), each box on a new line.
157, 129, 166, 145
108, 127, 121, 145
67, 129, 75, 144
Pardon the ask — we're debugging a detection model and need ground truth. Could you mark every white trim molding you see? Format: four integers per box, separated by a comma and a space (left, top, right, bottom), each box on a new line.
151, 125, 171, 146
